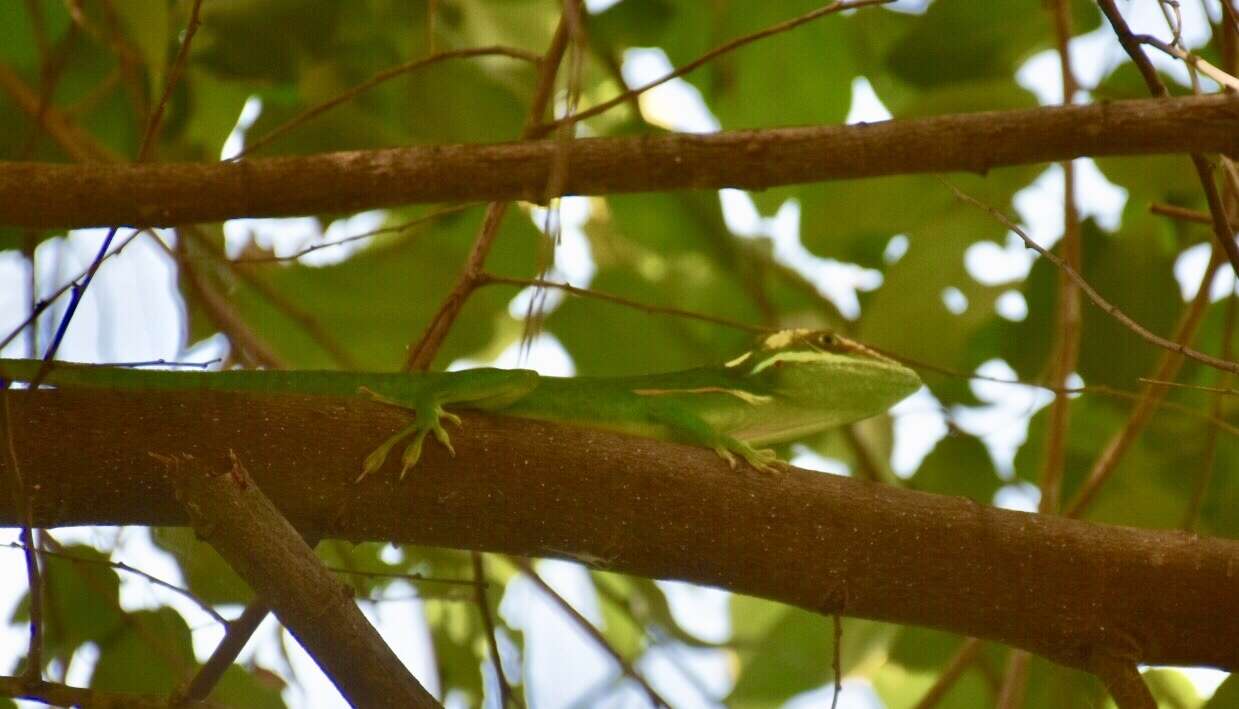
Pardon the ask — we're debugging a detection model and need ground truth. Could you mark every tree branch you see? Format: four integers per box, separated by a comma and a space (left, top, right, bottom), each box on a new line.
0, 674, 209, 709
160, 451, 439, 708
0, 95, 1235, 229
1090, 653, 1155, 709
0, 390, 1236, 674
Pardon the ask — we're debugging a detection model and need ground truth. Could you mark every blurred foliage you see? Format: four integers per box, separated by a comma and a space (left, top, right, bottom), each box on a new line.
0, 0, 1234, 706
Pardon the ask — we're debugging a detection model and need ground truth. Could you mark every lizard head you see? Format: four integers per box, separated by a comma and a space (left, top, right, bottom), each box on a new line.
726, 329, 922, 431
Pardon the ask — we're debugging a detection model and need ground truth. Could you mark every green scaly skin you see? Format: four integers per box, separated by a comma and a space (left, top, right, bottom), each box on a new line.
0, 330, 921, 481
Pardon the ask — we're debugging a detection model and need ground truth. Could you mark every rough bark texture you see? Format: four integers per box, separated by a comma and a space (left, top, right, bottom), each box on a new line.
166, 454, 439, 708
0, 95, 1236, 229
1, 390, 1236, 674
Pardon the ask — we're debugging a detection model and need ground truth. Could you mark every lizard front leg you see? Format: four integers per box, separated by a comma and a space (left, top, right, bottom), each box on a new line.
356, 368, 539, 482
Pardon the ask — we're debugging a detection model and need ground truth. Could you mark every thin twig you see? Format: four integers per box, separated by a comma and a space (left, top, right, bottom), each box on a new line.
994, 650, 1030, 709
478, 274, 768, 334
238, 46, 541, 158
39, 0, 206, 372
878, 347, 1239, 437
0, 674, 208, 708
829, 613, 842, 709
1148, 202, 1211, 224
1095, 0, 1239, 277
944, 179, 1239, 375
136, 0, 204, 161
1092, 654, 1155, 709
1181, 294, 1234, 530
175, 238, 287, 368
1134, 34, 1239, 91
507, 556, 669, 708
16, 9, 78, 160
913, 638, 984, 709
34, 227, 123, 375
1065, 248, 1225, 517
2, 395, 43, 685
516, 0, 590, 350
537, 0, 895, 135
0, 541, 225, 625
580, 41, 832, 330
1037, 0, 1083, 516
1138, 378, 1238, 396
325, 566, 479, 587
0, 230, 155, 353
471, 552, 517, 707
402, 7, 578, 371
173, 600, 270, 706
180, 225, 358, 369
230, 204, 479, 264
0, 59, 123, 161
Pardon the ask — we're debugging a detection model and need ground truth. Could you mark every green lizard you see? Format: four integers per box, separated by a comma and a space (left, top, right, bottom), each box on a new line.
0, 330, 920, 481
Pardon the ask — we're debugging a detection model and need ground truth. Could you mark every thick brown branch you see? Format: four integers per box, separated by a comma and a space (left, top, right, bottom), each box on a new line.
1, 95, 1236, 229
162, 452, 439, 708
0, 390, 1235, 674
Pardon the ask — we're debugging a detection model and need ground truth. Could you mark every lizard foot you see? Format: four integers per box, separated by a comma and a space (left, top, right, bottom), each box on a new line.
397, 406, 460, 479
715, 438, 781, 474
355, 399, 462, 482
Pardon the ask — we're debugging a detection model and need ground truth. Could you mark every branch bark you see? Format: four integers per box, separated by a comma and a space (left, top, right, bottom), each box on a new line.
162, 451, 439, 708
1, 390, 1236, 674
1, 95, 1236, 229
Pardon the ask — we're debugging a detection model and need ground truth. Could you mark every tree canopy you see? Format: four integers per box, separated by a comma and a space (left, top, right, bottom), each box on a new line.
0, 1, 1237, 707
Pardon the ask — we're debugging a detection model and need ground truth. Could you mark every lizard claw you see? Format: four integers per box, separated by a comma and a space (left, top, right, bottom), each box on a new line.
434, 428, 456, 457
358, 420, 421, 483
716, 439, 782, 474
356, 401, 463, 482
399, 430, 430, 480
745, 448, 782, 474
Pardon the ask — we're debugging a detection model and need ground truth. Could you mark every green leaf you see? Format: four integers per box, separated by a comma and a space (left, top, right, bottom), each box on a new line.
871, 661, 989, 709
701, 2, 857, 129
886, 0, 1044, 88
858, 203, 1008, 404
1022, 655, 1105, 707
11, 544, 125, 668
195, 205, 540, 370
195, 0, 343, 82
549, 193, 765, 375
0, 2, 70, 73
1205, 674, 1239, 708
908, 434, 1002, 502
1144, 668, 1202, 708
1014, 394, 1209, 528
151, 527, 253, 606
180, 67, 256, 159
425, 599, 484, 704
593, 574, 723, 649
113, 0, 171, 98
729, 595, 895, 708
595, 582, 646, 660
590, 0, 677, 50
91, 608, 196, 693
1003, 219, 1180, 391
317, 541, 417, 599
209, 665, 288, 709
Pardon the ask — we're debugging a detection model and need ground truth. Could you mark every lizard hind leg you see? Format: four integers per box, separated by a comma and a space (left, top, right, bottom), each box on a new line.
358, 420, 421, 483
357, 387, 462, 482
397, 403, 461, 479
355, 370, 537, 482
